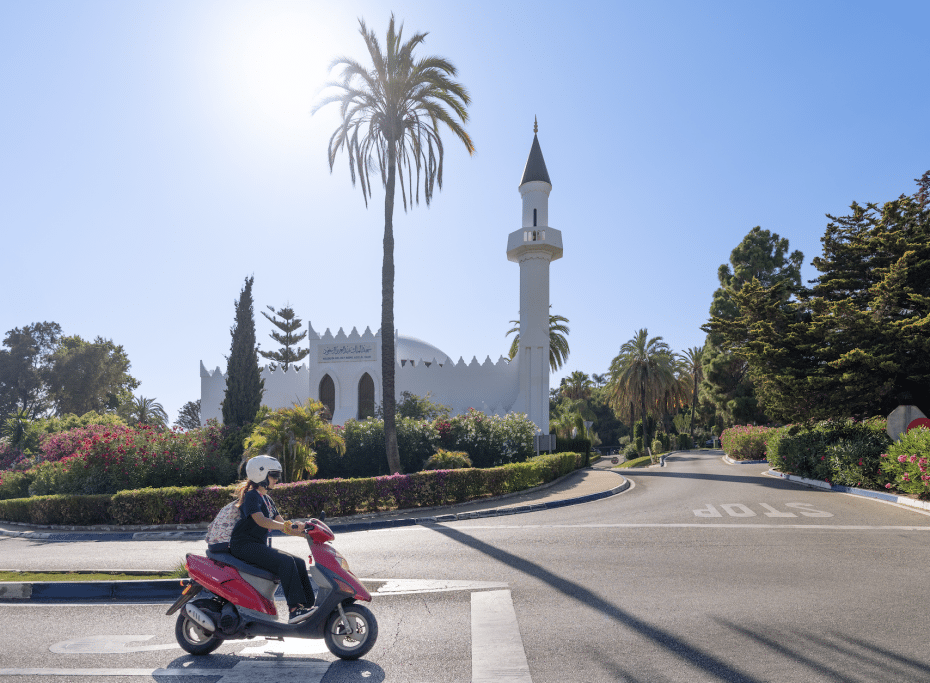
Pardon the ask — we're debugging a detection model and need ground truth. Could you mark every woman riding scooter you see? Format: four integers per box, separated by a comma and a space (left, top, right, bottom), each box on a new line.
229, 455, 315, 623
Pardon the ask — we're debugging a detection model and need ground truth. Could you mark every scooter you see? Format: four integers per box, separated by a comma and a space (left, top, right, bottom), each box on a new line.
166, 514, 377, 660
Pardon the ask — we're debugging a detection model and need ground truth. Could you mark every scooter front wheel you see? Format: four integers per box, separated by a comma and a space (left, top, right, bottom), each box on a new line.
175, 600, 223, 655
324, 603, 378, 660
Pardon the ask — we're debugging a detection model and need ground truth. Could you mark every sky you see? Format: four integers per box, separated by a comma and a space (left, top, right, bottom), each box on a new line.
2, 0, 928, 425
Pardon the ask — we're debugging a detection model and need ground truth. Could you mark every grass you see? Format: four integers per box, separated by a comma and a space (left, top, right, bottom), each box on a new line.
0, 561, 188, 583
616, 455, 655, 468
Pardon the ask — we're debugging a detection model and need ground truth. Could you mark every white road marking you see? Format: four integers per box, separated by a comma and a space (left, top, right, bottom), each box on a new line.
49, 635, 178, 653
759, 503, 796, 517
471, 589, 532, 683
372, 578, 508, 595
720, 504, 756, 517
0, 662, 331, 681
449, 523, 930, 530
238, 637, 329, 655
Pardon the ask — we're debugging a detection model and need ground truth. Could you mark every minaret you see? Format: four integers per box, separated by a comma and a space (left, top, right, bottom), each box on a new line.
506, 119, 563, 434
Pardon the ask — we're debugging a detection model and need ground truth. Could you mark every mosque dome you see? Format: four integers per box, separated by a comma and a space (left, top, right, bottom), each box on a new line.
397, 334, 449, 367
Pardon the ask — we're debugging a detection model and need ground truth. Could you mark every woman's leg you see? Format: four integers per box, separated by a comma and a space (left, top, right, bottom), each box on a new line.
230, 542, 309, 609
291, 555, 315, 607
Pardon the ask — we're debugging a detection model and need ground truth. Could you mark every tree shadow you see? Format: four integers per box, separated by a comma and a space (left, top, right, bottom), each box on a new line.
427, 524, 764, 683
713, 618, 930, 683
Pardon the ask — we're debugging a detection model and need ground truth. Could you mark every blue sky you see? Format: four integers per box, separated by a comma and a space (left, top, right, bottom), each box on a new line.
2, 0, 928, 423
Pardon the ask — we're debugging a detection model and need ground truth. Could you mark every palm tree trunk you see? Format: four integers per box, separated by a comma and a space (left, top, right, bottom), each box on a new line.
690, 376, 698, 439
382, 139, 401, 474
640, 378, 649, 449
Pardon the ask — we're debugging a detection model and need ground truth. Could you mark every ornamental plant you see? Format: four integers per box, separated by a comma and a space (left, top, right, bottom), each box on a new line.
881, 426, 930, 498
720, 425, 775, 461
766, 418, 890, 489
423, 449, 472, 470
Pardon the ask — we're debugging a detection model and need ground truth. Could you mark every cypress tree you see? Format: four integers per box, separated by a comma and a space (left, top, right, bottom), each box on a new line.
221, 276, 264, 429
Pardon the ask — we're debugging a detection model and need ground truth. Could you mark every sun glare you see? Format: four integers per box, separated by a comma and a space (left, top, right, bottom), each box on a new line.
205, 5, 347, 151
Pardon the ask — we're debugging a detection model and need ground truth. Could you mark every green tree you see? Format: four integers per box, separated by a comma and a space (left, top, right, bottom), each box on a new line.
121, 395, 169, 428
681, 346, 704, 438
0, 321, 62, 420
706, 173, 930, 421
607, 329, 675, 448
174, 400, 202, 430
506, 310, 570, 372
221, 276, 265, 433
315, 16, 474, 474
44, 335, 139, 416
244, 399, 346, 482
259, 305, 310, 371
701, 226, 801, 425
560, 371, 593, 401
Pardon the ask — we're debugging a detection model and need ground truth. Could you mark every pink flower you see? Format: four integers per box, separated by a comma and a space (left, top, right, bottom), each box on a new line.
885, 483, 893, 489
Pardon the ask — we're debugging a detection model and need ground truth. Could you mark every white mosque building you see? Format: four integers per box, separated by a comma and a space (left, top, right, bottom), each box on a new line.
200, 129, 563, 434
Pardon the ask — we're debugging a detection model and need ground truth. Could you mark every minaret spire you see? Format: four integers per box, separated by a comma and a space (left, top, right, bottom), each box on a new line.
534, 116, 538, 134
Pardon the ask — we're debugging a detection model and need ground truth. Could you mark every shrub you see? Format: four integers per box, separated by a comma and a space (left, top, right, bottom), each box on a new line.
677, 433, 693, 450
635, 436, 643, 453
555, 436, 591, 454
622, 443, 639, 459
881, 426, 930, 498
767, 418, 890, 489
423, 449, 472, 470
651, 439, 664, 455
435, 410, 536, 468
0, 452, 587, 525
720, 425, 775, 461
0, 469, 34, 500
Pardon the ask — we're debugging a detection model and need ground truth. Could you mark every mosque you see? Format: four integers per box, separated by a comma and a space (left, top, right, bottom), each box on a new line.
200, 128, 563, 434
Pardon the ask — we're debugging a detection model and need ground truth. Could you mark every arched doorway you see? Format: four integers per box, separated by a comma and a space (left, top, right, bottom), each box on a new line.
319, 374, 335, 420
358, 373, 375, 420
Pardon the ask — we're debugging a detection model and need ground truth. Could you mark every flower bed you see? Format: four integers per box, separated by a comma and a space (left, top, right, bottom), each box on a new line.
880, 426, 930, 498
0, 452, 586, 526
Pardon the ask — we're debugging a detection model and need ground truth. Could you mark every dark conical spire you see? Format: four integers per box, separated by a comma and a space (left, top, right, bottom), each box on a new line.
520, 119, 551, 186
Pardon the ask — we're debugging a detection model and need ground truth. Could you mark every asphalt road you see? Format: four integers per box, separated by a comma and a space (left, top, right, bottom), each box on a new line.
3, 451, 930, 682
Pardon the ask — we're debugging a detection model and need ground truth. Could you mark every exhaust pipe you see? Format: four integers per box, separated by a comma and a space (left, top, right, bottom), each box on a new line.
184, 604, 216, 632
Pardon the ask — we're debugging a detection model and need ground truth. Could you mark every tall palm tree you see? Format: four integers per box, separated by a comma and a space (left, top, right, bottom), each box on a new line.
506, 309, 570, 372
681, 346, 704, 439
607, 329, 675, 448
314, 16, 474, 474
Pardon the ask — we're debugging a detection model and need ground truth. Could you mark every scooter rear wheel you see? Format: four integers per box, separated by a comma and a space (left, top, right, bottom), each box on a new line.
324, 603, 378, 660
175, 599, 223, 655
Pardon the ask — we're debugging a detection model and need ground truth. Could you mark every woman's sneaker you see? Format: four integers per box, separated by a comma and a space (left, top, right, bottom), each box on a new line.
288, 606, 314, 624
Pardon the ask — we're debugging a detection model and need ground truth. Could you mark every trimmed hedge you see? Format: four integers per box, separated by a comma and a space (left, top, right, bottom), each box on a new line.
0, 452, 586, 526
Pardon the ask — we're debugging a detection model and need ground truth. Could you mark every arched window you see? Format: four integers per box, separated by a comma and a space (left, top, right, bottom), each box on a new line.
533, 208, 537, 227
319, 374, 335, 419
358, 373, 375, 420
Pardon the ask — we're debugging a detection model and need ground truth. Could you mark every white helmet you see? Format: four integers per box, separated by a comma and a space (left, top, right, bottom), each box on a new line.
246, 455, 283, 485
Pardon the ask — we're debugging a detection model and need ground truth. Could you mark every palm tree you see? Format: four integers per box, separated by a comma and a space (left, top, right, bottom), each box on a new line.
244, 399, 346, 482
123, 395, 168, 428
607, 329, 675, 448
681, 346, 704, 439
561, 371, 593, 401
506, 309, 570, 372
314, 16, 473, 475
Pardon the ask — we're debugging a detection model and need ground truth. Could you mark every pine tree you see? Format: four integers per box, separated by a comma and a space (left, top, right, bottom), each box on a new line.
221, 277, 264, 429
259, 305, 310, 371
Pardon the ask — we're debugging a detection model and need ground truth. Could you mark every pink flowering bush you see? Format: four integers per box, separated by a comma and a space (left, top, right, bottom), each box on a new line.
766, 418, 891, 489
720, 425, 775, 460
881, 426, 930, 499
0, 423, 234, 499
0, 451, 587, 525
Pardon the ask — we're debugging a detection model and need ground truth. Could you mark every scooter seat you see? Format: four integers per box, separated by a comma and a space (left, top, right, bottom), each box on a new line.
205, 550, 280, 583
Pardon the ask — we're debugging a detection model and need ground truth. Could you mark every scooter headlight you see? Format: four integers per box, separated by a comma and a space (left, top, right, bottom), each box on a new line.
332, 549, 351, 572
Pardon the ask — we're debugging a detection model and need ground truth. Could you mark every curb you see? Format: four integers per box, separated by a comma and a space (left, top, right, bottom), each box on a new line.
0, 470, 629, 542
723, 455, 768, 465
764, 469, 930, 513
0, 473, 630, 602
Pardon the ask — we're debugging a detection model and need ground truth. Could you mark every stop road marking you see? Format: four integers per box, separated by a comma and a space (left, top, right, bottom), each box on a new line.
693, 503, 833, 518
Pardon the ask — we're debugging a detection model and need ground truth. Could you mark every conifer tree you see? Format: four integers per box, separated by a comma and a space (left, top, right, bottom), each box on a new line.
221, 276, 264, 429
259, 305, 310, 371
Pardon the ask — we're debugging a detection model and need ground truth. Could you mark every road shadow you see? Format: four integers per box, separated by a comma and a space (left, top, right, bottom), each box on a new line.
713, 617, 930, 683
154, 653, 385, 681
428, 524, 765, 683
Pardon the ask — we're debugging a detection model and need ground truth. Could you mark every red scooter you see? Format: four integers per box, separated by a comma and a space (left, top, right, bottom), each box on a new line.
166, 515, 377, 660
